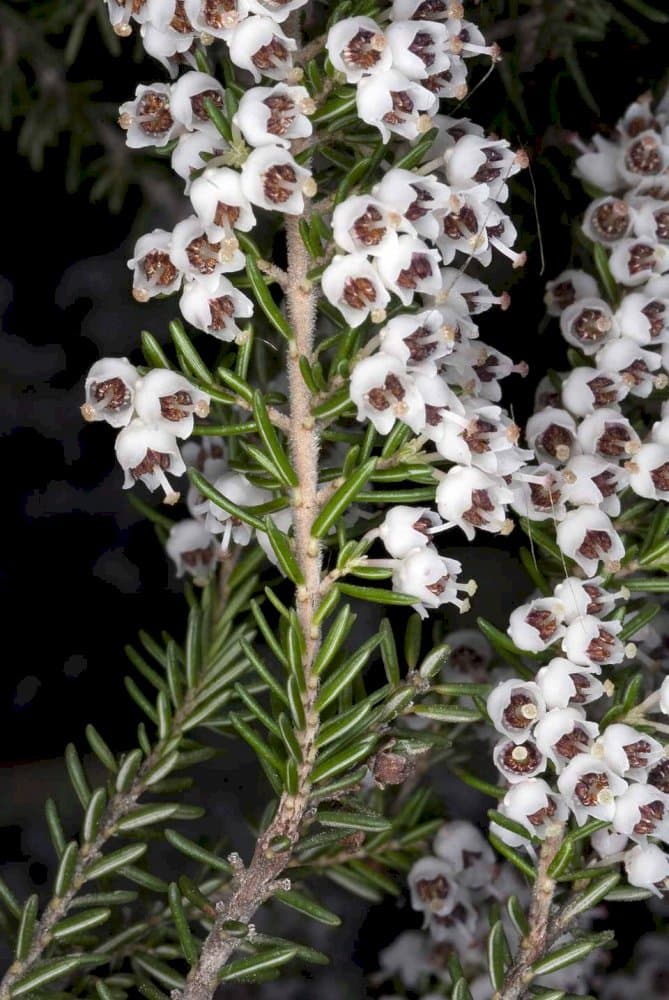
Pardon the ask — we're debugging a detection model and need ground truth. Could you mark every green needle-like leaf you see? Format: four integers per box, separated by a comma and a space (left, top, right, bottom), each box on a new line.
218, 946, 298, 982
311, 460, 375, 538
15, 894, 38, 961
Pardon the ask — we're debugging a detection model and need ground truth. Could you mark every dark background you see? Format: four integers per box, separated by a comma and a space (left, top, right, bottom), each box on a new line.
1, 3, 667, 992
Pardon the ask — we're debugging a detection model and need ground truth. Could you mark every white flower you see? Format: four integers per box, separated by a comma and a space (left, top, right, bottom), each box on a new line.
379, 310, 454, 376
140, 7, 197, 73
661, 675, 669, 715
376, 506, 441, 559
613, 784, 669, 844
433, 267, 510, 314
118, 83, 181, 148
82, 357, 139, 427
386, 20, 451, 81
233, 83, 313, 148
486, 679, 545, 742
536, 657, 604, 710
534, 707, 599, 771
510, 465, 566, 522
186, 453, 227, 520
609, 238, 669, 287
325, 17, 390, 83
240, 145, 314, 214
432, 820, 495, 890
561, 454, 628, 517
562, 615, 626, 670
508, 598, 566, 653
391, 0, 455, 20
444, 134, 525, 202
544, 269, 599, 316
377, 931, 432, 991
574, 134, 621, 193
408, 856, 459, 916
166, 519, 217, 581
321, 254, 390, 327
133, 370, 210, 438
170, 215, 245, 290
556, 506, 625, 577
616, 290, 669, 345
427, 896, 479, 948
435, 465, 513, 540
595, 338, 661, 398
595, 723, 664, 780
440, 628, 492, 684
591, 827, 628, 858
170, 71, 225, 129
559, 297, 617, 355
583, 196, 631, 245
553, 576, 623, 623
558, 754, 627, 824
204, 472, 270, 549
242, 0, 308, 22
373, 168, 450, 242
189, 166, 256, 242
128, 229, 181, 302
625, 442, 669, 500
625, 843, 669, 896
184, 0, 242, 39
497, 778, 568, 842
376, 235, 442, 305
228, 16, 296, 82
105, 0, 151, 34
349, 354, 425, 435
577, 408, 641, 462
432, 401, 529, 475
525, 407, 578, 465
170, 124, 227, 191
392, 548, 470, 618
115, 419, 185, 504
561, 367, 628, 416
618, 130, 668, 185
493, 737, 546, 784
332, 195, 403, 257
356, 70, 437, 143
180, 275, 253, 341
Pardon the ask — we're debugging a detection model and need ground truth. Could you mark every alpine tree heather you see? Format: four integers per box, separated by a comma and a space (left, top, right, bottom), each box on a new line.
3, 2, 669, 998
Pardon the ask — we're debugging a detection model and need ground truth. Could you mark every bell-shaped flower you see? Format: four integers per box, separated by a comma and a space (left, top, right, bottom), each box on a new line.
118, 83, 181, 148
609, 238, 669, 287
170, 215, 245, 290
487, 679, 545, 743
618, 130, 667, 185
574, 134, 622, 193
325, 17, 390, 83
376, 235, 442, 305
379, 310, 454, 376
128, 229, 181, 301
377, 930, 432, 991
553, 576, 625, 623
510, 465, 566, 522
170, 124, 227, 192
375, 505, 442, 559
444, 134, 526, 203
386, 19, 451, 81
526, 407, 579, 465
583, 196, 632, 245
322, 254, 390, 328
356, 70, 437, 143
616, 290, 669, 345
508, 598, 566, 653
562, 615, 626, 670
373, 168, 450, 242
591, 827, 628, 859
496, 778, 568, 843
184, 0, 242, 39
649, 757, 669, 794
229, 16, 297, 82
105, 0, 151, 34
493, 737, 546, 784
240, 145, 314, 215
186, 453, 227, 520
392, 548, 471, 618
204, 472, 270, 550
189, 166, 256, 242
544, 269, 599, 316
577, 414, 630, 478
332, 195, 404, 258
556, 506, 625, 577
561, 367, 628, 416
427, 896, 479, 949
82, 358, 139, 427
625, 843, 669, 896
180, 275, 253, 341
233, 83, 313, 148
408, 856, 459, 916
559, 297, 617, 355
561, 454, 628, 517
170, 71, 225, 130
140, 13, 197, 74
133, 370, 210, 439
440, 628, 492, 685
166, 518, 217, 582
558, 753, 628, 824
595, 723, 664, 781
242, 0, 308, 22
433, 401, 529, 476
435, 465, 513, 541
595, 338, 661, 398
625, 441, 669, 500
433, 267, 510, 315
537, 657, 604, 710
613, 784, 669, 844
534, 707, 599, 771
422, 54, 468, 102
349, 354, 425, 435
115, 419, 185, 504
433, 820, 495, 890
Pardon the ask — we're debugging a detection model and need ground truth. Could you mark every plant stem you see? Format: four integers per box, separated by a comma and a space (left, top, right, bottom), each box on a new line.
496, 824, 565, 1000
181, 213, 323, 1000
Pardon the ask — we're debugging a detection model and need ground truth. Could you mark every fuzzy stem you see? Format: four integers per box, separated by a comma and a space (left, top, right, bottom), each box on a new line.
181, 212, 322, 1000
496, 824, 565, 1000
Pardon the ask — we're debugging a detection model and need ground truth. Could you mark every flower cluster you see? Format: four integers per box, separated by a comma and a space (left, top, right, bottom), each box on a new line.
81, 360, 209, 505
